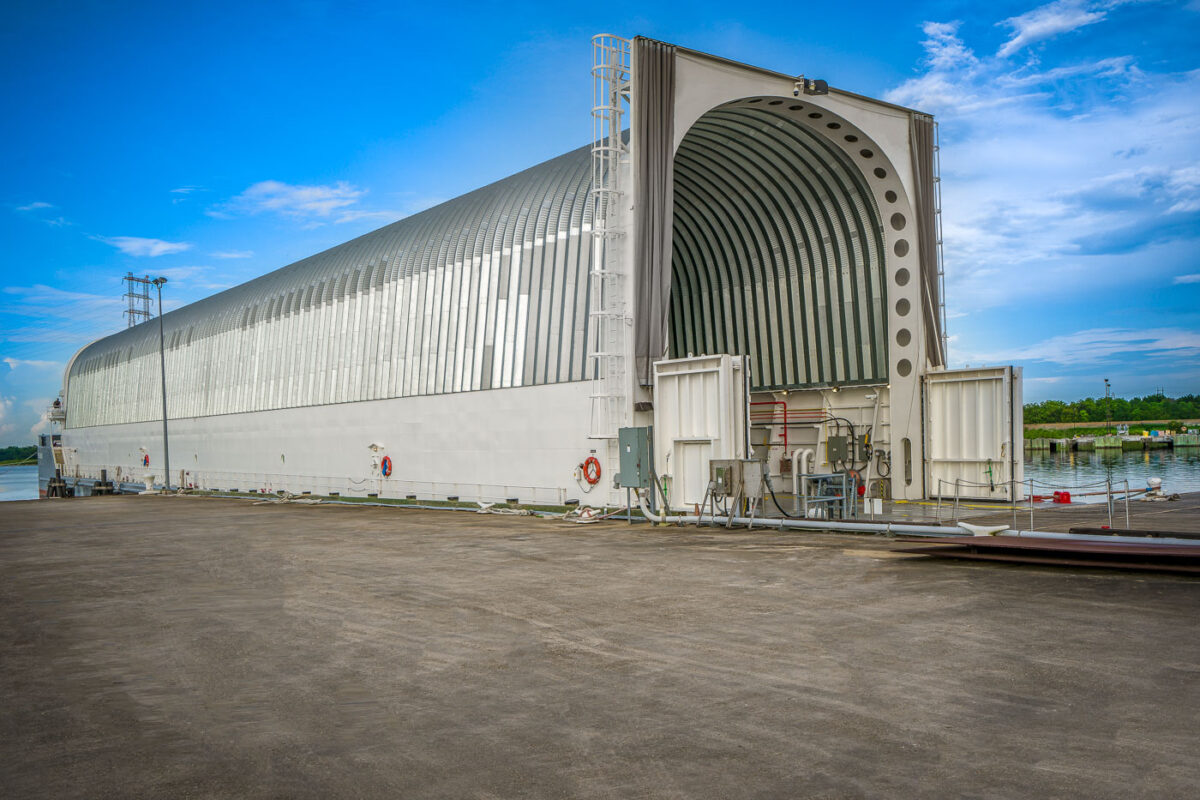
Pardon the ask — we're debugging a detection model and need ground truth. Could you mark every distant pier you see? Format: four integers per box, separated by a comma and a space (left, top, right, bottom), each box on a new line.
1027, 432, 1199, 452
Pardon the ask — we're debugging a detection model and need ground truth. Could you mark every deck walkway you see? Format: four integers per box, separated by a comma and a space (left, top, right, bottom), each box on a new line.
2, 495, 1198, 798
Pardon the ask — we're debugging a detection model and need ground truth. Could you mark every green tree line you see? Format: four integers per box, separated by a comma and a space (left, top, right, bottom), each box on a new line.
1025, 393, 1200, 425
0, 445, 38, 464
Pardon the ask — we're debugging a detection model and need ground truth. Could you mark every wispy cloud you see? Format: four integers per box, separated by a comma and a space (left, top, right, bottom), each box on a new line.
885, 12, 1200, 312
3, 357, 60, 370
13, 201, 70, 226
965, 327, 1200, 366
0, 395, 15, 438
170, 186, 207, 205
211, 250, 254, 259
149, 265, 231, 291
1174, 273, 1200, 284
97, 236, 192, 257
2, 284, 123, 328
997, 0, 1111, 58
221, 180, 362, 219
334, 209, 399, 223
212, 180, 400, 225
921, 21, 977, 70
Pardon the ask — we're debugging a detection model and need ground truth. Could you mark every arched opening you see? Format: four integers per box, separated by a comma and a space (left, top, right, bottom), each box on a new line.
669, 100, 888, 390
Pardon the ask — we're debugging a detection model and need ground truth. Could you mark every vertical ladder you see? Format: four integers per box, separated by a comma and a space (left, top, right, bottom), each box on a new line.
588, 34, 631, 440
933, 121, 948, 364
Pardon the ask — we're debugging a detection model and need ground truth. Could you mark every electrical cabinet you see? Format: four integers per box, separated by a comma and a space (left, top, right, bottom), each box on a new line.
827, 435, 848, 464
708, 458, 764, 500
616, 426, 652, 489
741, 459, 765, 501
708, 459, 740, 498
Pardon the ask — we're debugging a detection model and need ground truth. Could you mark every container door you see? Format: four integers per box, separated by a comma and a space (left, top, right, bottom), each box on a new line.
652, 355, 749, 510
924, 366, 1024, 501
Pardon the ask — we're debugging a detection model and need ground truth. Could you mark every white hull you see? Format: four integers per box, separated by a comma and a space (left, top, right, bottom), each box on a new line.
62, 380, 615, 506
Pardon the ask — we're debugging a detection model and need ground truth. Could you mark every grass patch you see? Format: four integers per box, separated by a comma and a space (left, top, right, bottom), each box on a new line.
1025, 426, 1118, 439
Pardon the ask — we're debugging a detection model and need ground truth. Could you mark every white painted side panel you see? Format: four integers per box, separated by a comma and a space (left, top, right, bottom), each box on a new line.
925, 366, 1023, 501
62, 380, 615, 506
652, 355, 748, 509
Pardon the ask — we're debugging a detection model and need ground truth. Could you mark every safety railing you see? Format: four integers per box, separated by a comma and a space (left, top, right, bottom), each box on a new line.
935, 476, 1134, 532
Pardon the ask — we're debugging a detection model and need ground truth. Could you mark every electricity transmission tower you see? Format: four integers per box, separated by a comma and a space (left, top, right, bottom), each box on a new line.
123, 273, 153, 327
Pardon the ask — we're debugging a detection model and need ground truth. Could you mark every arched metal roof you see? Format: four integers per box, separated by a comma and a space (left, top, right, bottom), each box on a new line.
669, 102, 887, 390
66, 102, 896, 429
66, 146, 598, 428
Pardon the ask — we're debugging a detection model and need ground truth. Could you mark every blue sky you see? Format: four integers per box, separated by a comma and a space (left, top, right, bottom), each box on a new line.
2, 0, 1198, 445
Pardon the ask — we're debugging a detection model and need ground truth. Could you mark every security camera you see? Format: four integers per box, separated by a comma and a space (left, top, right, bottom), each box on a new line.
794, 78, 830, 96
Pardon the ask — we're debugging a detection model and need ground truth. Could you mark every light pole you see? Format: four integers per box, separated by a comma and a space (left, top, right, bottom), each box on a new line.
1104, 378, 1112, 430
152, 277, 171, 491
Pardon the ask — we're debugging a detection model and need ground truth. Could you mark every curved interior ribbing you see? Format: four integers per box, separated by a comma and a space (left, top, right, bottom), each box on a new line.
670, 105, 886, 390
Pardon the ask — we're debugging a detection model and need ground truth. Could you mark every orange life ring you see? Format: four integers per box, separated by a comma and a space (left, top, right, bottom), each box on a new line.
380, 455, 393, 477
582, 456, 602, 485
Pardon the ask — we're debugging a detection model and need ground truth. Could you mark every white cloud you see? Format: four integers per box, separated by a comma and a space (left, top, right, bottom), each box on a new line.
995, 55, 1143, 88
15, 201, 53, 212
211, 250, 254, 259
885, 15, 1200, 313
997, 1, 1109, 58
334, 209, 399, 224
98, 236, 192, 257
148, 265, 231, 291
29, 413, 50, 437
214, 180, 401, 225
170, 186, 201, 194
0, 396, 15, 439
965, 327, 1200, 365
1165, 164, 1200, 213
2, 285, 124, 341
3, 357, 60, 370
225, 180, 363, 219
25, 398, 53, 438
920, 21, 977, 70
1174, 273, 1200, 284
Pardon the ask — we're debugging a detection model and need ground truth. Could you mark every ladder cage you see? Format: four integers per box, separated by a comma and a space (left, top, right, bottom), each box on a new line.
587, 34, 631, 440
933, 121, 948, 364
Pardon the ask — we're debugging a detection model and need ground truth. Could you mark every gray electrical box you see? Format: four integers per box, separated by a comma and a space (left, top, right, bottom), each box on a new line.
741, 459, 765, 501
827, 435, 848, 464
616, 426, 652, 489
709, 458, 765, 501
709, 459, 741, 498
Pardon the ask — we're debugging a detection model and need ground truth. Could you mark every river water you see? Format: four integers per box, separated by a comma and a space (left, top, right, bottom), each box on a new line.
0, 464, 39, 502
1024, 447, 1200, 502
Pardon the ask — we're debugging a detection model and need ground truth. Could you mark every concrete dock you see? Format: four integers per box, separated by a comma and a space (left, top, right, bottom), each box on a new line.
2, 496, 1198, 798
